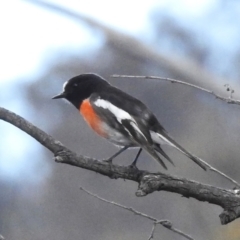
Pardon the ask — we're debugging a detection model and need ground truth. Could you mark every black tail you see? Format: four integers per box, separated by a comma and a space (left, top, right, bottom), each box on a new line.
154, 144, 175, 166
144, 145, 168, 170
163, 133, 207, 170
152, 130, 207, 171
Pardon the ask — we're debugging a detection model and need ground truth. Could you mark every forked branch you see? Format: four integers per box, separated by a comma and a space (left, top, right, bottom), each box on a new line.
80, 186, 194, 240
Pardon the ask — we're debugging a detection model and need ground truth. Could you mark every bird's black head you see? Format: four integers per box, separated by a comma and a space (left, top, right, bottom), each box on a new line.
52, 73, 110, 108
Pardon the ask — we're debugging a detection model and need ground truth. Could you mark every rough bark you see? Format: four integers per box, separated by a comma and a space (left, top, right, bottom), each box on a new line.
1, 107, 240, 225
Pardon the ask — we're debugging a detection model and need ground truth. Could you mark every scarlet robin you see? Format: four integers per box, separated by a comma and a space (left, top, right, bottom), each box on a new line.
52, 73, 206, 170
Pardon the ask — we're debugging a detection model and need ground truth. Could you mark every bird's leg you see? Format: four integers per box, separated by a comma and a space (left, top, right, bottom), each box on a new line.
103, 146, 129, 164
129, 148, 142, 168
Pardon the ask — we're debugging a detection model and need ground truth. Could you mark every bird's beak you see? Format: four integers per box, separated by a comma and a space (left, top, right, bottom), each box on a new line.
52, 92, 66, 99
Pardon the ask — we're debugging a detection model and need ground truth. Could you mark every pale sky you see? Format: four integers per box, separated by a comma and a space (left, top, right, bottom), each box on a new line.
0, 0, 215, 83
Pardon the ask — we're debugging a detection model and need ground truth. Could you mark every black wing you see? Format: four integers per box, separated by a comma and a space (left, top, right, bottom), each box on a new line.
89, 89, 168, 169
97, 86, 166, 131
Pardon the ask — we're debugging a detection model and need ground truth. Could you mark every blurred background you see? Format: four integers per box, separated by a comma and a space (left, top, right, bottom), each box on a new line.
1, 0, 240, 239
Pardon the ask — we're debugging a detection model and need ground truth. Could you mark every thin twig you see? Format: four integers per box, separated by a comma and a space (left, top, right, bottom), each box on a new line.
80, 187, 156, 221
202, 159, 240, 187
112, 74, 240, 187
112, 75, 240, 105
185, 155, 240, 187
80, 186, 195, 240
147, 222, 156, 240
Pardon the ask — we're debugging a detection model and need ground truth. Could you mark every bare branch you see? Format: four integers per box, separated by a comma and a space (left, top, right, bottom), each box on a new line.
80, 187, 194, 240
0, 234, 4, 240
112, 75, 240, 105
1, 107, 240, 224
136, 174, 240, 225
147, 222, 156, 240
204, 161, 240, 187
80, 187, 157, 221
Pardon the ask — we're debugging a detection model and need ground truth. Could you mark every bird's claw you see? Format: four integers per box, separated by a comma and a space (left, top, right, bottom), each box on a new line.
128, 164, 138, 170
102, 158, 113, 164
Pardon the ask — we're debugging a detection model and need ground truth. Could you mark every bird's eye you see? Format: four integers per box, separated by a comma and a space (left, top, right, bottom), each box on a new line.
73, 83, 78, 87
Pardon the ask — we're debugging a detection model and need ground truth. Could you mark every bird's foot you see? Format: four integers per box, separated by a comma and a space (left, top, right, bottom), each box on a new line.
102, 158, 113, 164
128, 163, 138, 170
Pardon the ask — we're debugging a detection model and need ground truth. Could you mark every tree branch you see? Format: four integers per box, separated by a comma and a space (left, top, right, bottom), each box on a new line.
147, 222, 157, 240
1, 107, 240, 225
112, 75, 240, 105
80, 186, 194, 240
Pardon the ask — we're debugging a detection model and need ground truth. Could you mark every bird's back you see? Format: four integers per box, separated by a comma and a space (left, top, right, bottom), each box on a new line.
96, 84, 166, 133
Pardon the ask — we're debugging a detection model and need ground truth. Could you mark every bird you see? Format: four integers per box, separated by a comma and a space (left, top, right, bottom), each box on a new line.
52, 73, 207, 170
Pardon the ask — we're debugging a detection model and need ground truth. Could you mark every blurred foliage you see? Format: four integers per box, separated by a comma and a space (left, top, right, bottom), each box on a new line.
214, 221, 240, 240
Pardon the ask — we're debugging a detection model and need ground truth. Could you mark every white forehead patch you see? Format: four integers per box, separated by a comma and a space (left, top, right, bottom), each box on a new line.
63, 81, 68, 91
